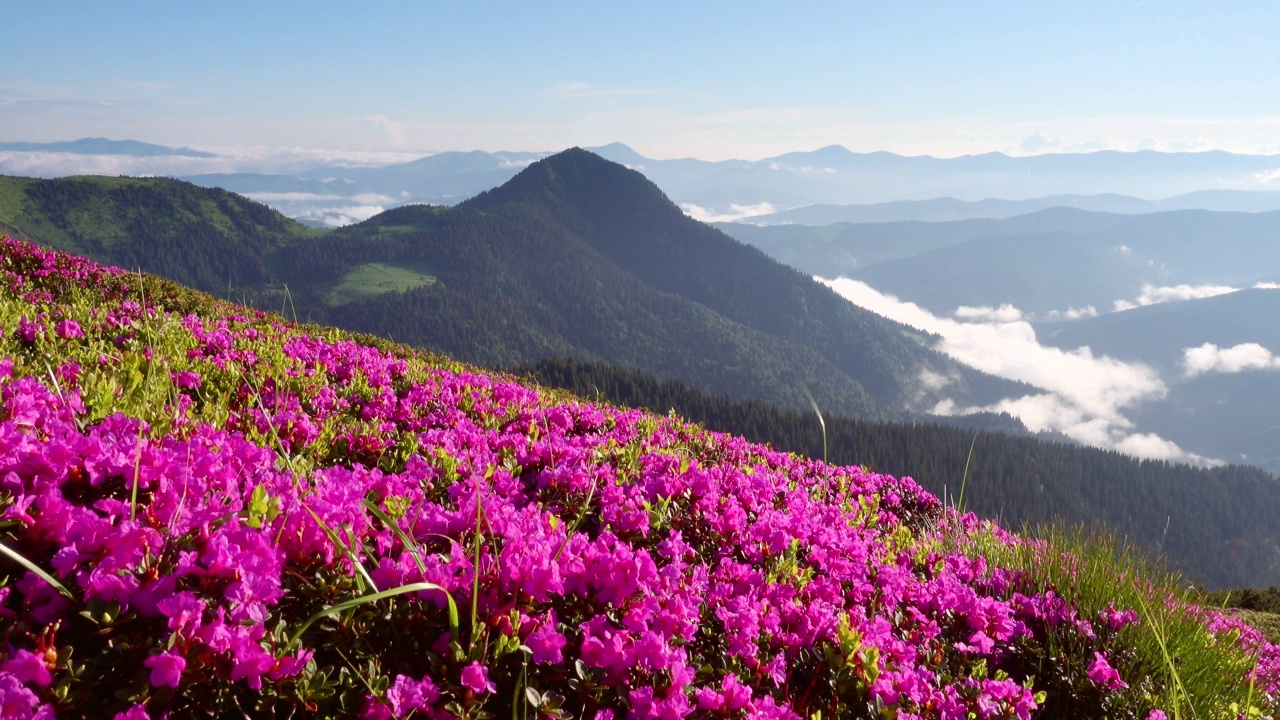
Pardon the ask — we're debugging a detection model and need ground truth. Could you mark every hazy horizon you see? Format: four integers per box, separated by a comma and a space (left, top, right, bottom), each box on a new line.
7, 2, 1280, 161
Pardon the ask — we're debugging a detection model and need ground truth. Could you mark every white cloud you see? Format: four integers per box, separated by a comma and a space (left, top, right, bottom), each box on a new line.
297, 204, 386, 227
1019, 132, 1058, 154
246, 191, 344, 202
1113, 244, 1133, 256
681, 201, 780, 223
918, 368, 956, 391
1183, 342, 1280, 377
1045, 305, 1099, 321
351, 192, 395, 204
819, 277, 1213, 464
1255, 282, 1280, 290
498, 158, 538, 169
0, 145, 426, 178
954, 304, 1023, 323
1113, 282, 1238, 312
1253, 169, 1280, 183
367, 115, 405, 146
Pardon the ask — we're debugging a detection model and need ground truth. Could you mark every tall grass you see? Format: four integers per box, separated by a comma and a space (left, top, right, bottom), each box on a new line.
964, 522, 1266, 718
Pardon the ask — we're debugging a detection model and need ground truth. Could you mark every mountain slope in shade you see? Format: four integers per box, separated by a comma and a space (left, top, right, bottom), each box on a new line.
725, 207, 1280, 318
0, 153, 1026, 422
1037, 289, 1280, 472
716, 207, 1136, 277
850, 231, 1149, 317
1037, 288, 1280, 372
304, 148, 1024, 418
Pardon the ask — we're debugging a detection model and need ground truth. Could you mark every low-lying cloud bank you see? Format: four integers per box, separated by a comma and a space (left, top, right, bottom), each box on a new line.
1184, 342, 1280, 377
1111, 282, 1280, 313
820, 277, 1215, 465
242, 192, 411, 227
1113, 283, 1238, 312
681, 202, 781, 223
0, 146, 425, 178
296, 205, 388, 227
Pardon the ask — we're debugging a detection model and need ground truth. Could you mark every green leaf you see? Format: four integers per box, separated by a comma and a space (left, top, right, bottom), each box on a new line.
525, 687, 543, 707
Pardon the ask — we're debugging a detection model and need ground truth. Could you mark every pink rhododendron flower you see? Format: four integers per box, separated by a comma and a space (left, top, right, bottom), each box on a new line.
0, 672, 52, 720
386, 674, 440, 717
461, 661, 496, 694
54, 320, 83, 339
1087, 651, 1128, 690
144, 651, 186, 688
1, 650, 51, 687
527, 612, 567, 664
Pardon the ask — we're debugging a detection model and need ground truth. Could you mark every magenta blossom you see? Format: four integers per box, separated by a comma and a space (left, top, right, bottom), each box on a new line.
1, 650, 51, 687
386, 674, 440, 717
144, 651, 186, 688
0, 672, 51, 720
461, 661, 496, 694
1087, 651, 1128, 691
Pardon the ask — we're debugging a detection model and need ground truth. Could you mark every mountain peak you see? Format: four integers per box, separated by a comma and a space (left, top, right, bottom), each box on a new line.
585, 142, 647, 165
812, 144, 855, 157
462, 147, 673, 217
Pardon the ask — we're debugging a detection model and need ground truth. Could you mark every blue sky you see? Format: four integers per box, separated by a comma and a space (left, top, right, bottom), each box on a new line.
5, 1, 1280, 160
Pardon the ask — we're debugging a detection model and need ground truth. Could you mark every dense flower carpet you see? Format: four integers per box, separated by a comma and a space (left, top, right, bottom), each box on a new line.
0, 237, 1276, 718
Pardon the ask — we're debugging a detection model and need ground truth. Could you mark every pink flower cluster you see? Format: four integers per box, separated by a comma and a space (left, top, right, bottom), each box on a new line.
0, 236, 1274, 718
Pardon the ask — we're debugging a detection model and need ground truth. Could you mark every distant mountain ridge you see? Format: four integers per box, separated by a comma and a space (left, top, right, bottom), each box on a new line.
151, 141, 1280, 227
715, 195, 1280, 474
741, 190, 1280, 225
9, 138, 1280, 221
0, 137, 215, 157
720, 207, 1280, 317
1038, 288, 1280, 370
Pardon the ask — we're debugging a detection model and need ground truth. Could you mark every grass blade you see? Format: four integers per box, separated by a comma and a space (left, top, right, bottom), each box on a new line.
956, 432, 978, 512
0, 539, 74, 599
285, 582, 456, 651
300, 501, 379, 593
362, 499, 427, 575
801, 388, 828, 465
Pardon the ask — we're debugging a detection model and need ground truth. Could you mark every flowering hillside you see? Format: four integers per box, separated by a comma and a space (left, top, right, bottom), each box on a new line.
0, 236, 1276, 719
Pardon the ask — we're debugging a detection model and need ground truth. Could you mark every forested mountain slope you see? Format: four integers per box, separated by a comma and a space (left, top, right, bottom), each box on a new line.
0, 151, 1028, 420
0, 174, 320, 292
2, 158, 1029, 415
